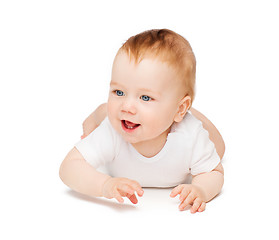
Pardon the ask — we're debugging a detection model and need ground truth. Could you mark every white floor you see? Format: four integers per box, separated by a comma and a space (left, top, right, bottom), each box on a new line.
1, 153, 277, 239
1, 1, 279, 239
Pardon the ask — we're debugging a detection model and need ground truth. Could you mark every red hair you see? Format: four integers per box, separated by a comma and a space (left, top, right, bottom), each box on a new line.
118, 29, 196, 103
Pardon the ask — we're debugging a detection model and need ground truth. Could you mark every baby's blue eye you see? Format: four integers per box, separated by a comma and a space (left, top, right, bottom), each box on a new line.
141, 95, 151, 101
115, 90, 124, 96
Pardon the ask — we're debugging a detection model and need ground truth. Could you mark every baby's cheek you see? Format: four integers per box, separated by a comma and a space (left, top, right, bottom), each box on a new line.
107, 103, 117, 118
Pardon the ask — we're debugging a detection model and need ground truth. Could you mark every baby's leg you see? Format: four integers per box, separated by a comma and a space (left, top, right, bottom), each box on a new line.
190, 108, 225, 160
81, 103, 107, 138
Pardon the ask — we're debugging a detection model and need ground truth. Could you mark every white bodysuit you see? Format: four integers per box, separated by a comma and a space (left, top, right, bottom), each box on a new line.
75, 112, 220, 188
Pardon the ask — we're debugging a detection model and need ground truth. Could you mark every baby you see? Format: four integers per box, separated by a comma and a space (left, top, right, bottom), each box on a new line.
59, 29, 225, 213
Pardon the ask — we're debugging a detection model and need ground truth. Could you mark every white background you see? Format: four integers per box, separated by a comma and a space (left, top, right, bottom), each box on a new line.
1, 0, 278, 239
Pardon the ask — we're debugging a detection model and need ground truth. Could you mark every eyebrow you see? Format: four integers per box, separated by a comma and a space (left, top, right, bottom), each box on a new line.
110, 81, 161, 97
110, 81, 121, 87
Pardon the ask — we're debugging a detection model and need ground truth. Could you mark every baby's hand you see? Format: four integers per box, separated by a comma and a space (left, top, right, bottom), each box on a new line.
102, 177, 144, 204
170, 184, 206, 213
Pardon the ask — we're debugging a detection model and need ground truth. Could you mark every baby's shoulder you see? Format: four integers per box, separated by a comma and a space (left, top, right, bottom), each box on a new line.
171, 112, 203, 136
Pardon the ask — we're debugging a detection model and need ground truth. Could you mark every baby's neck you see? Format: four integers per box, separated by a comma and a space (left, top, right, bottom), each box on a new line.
131, 127, 171, 158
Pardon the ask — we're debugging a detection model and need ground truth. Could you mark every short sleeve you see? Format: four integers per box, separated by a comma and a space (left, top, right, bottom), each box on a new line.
190, 124, 220, 176
75, 117, 119, 168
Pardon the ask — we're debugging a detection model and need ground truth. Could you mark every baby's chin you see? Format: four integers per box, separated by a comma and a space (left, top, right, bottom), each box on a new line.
120, 132, 152, 146
120, 134, 142, 144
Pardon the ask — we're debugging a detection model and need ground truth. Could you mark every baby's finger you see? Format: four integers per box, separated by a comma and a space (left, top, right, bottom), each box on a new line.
128, 194, 138, 204
184, 192, 197, 206
113, 189, 124, 203
198, 202, 206, 212
128, 180, 144, 197
179, 192, 196, 211
170, 185, 184, 198
119, 184, 135, 196
179, 187, 191, 202
118, 189, 139, 204
190, 198, 202, 214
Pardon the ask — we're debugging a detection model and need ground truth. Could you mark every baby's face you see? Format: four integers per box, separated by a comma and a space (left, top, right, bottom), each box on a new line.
107, 52, 186, 146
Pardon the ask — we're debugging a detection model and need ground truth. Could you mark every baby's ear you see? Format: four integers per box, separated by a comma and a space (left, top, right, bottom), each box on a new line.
174, 96, 191, 122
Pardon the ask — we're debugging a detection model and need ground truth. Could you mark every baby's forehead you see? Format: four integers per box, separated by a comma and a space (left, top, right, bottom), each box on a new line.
112, 55, 186, 96
114, 52, 179, 76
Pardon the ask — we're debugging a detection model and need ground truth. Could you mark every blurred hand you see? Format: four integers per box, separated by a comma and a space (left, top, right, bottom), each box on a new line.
102, 177, 144, 204
170, 184, 206, 213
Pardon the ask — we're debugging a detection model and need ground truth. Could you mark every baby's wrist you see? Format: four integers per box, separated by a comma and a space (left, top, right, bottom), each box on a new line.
101, 176, 113, 197
191, 184, 207, 201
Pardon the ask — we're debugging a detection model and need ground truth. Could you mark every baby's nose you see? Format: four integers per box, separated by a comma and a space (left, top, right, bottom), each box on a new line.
121, 98, 137, 115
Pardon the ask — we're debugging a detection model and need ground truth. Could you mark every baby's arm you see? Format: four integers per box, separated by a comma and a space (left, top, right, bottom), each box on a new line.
170, 162, 224, 213
60, 147, 111, 197
191, 162, 224, 202
59, 147, 144, 203
170, 109, 225, 213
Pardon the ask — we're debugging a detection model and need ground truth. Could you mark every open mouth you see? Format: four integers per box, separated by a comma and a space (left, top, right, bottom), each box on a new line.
121, 120, 141, 131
